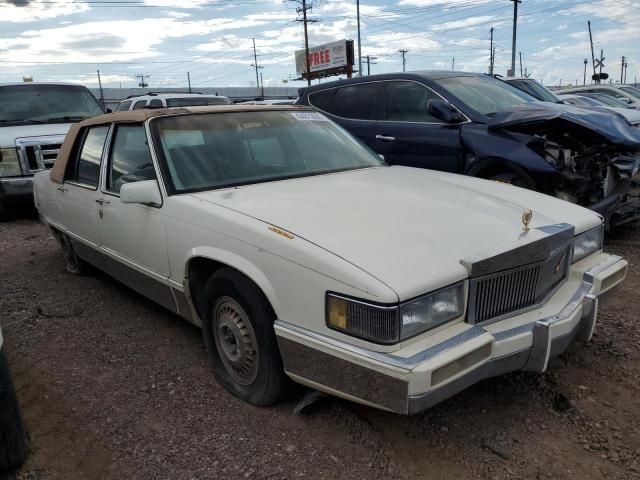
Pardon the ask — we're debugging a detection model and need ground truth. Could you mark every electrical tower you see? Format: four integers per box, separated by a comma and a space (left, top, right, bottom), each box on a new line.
135, 73, 149, 88
363, 55, 377, 76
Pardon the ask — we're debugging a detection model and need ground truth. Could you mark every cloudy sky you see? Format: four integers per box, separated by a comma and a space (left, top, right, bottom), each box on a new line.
0, 0, 637, 89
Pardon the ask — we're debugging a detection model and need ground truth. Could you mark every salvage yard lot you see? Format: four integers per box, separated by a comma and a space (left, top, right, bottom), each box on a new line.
1, 218, 639, 480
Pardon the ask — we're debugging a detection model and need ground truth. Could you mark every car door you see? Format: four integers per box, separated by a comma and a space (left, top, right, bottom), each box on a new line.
57, 125, 110, 264
97, 123, 174, 309
372, 80, 462, 173
308, 82, 382, 149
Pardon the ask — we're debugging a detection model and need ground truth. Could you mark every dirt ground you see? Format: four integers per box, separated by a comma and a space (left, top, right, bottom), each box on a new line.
1, 217, 639, 480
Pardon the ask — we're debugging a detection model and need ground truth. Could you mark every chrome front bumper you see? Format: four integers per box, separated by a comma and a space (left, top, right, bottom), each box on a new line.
275, 253, 628, 414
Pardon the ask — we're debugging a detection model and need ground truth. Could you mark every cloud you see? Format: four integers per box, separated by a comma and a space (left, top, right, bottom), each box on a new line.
432, 15, 496, 32
398, 0, 493, 6
0, 0, 87, 22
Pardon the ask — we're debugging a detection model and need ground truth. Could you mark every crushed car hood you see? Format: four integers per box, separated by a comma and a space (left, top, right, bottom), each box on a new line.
487, 102, 640, 147
191, 166, 601, 299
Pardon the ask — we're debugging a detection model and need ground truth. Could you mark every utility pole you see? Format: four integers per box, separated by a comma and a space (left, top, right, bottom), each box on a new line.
519, 51, 523, 77
187, 72, 192, 93
583, 58, 588, 85
588, 21, 597, 80
298, 0, 313, 86
363, 55, 377, 76
508, 0, 521, 77
252, 38, 260, 88
621, 56, 626, 84
357, 0, 362, 77
96, 70, 105, 109
624, 61, 628, 84
399, 49, 408, 72
452, 57, 455, 71
135, 73, 149, 88
489, 27, 494, 75
260, 71, 264, 98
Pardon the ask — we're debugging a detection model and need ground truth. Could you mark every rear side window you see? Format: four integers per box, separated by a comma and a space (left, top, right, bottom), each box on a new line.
69, 126, 109, 187
383, 81, 442, 122
107, 124, 156, 194
132, 100, 147, 110
116, 100, 132, 111
148, 99, 163, 107
308, 89, 334, 110
322, 83, 378, 120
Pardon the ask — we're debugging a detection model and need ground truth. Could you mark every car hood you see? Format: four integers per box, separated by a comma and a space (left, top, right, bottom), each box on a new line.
190, 166, 600, 299
0, 123, 72, 147
488, 102, 640, 146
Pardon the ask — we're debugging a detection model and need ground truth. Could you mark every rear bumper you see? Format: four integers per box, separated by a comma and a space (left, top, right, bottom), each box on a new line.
0, 176, 34, 205
275, 253, 627, 414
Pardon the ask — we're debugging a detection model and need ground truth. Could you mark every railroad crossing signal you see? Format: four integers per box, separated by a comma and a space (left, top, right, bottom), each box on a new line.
594, 57, 605, 69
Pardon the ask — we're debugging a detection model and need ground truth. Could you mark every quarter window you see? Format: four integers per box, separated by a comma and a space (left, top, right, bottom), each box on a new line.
70, 126, 109, 187
107, 124, 156, 194
132, 100, 147, 110
384, 81, 443, 122
148, 99, 163, 107
116, 100, 132, 111
323, 84, 378, 120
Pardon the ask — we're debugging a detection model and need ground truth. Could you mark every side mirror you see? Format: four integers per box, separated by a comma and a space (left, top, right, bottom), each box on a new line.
120, 180, 162, 207
428, 99, 465, 123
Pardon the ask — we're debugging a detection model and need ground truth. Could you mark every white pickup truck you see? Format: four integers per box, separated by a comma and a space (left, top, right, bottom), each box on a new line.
0, 82, 104, 220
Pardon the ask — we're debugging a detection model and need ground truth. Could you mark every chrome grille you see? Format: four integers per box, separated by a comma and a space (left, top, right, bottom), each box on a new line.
345, 301, 399, 344
469, 246, 571, 325
16, 136, 65, 174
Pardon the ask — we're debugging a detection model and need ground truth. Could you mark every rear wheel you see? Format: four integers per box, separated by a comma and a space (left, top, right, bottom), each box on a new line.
59, 233, 87, 275
0, 350, 29, 472
202, 268, 289, 406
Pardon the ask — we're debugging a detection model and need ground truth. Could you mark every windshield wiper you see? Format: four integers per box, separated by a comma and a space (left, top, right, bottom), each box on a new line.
44, 115, 88, 122
0, 119, 46, 124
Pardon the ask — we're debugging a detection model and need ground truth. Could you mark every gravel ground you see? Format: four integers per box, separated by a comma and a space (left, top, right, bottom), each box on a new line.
1, 217, 639, 480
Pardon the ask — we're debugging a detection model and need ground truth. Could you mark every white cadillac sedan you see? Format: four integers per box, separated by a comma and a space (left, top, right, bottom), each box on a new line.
34, 106, 628, 414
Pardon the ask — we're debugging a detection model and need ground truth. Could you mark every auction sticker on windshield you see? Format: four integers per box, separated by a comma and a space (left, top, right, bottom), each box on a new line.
290, 112, 328, 121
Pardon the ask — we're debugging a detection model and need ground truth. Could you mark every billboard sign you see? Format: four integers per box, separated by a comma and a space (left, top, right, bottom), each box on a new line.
295, 40, 354, 79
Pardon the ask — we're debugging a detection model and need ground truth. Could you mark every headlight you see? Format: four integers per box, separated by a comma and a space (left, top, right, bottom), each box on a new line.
572, 224, 604, 263
326, 282, 466, 344
0, 148, 22, 177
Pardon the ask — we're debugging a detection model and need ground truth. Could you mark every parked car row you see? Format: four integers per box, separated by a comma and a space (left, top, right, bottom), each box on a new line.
1, 72, 636, 420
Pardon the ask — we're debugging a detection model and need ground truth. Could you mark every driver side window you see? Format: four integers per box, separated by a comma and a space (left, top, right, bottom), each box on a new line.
107, 124, 156, 194
383, 81, 443, 123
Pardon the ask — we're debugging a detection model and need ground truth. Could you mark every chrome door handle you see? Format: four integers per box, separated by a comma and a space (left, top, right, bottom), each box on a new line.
375, 134, 396, 142
95, 198, 110, 205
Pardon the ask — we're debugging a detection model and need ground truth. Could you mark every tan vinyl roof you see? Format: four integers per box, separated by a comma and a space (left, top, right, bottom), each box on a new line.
50, 104, 308, 183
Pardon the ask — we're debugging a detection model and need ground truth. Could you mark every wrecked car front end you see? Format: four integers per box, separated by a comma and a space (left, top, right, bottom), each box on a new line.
487, 104, 640, 229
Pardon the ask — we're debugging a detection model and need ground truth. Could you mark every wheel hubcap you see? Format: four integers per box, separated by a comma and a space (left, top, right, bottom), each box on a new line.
212, 297, 259, 386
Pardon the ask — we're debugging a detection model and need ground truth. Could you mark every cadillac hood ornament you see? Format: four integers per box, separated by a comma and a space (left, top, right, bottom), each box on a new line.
522, 209, 533, 232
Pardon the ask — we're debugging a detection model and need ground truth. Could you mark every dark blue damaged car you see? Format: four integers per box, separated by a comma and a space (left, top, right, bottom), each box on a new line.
296, 72, 640, 229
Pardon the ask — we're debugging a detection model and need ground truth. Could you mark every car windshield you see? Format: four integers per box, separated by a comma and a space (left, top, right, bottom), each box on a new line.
0, 84, 104, 126
584, 93, 633, 108
434, 75, 535, 117
151, 110, 384, 193
165, 97, 232, 107
620, 86, 640, 100
507, 79, 561, 103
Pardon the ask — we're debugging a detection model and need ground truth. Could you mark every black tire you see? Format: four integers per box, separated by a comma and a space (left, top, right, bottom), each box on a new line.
202, 268, 290, 406
59, 233, 87, 275
0, 202, 11, 222
0, 350, 29, 472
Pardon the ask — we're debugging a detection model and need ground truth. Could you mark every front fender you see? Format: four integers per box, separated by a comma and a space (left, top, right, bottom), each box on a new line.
184, 246, 281, 318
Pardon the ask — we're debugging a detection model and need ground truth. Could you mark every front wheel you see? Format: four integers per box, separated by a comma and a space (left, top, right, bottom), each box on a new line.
0, 350, 29, 472
202, 269, 290, 406
59, 233, 87, 275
